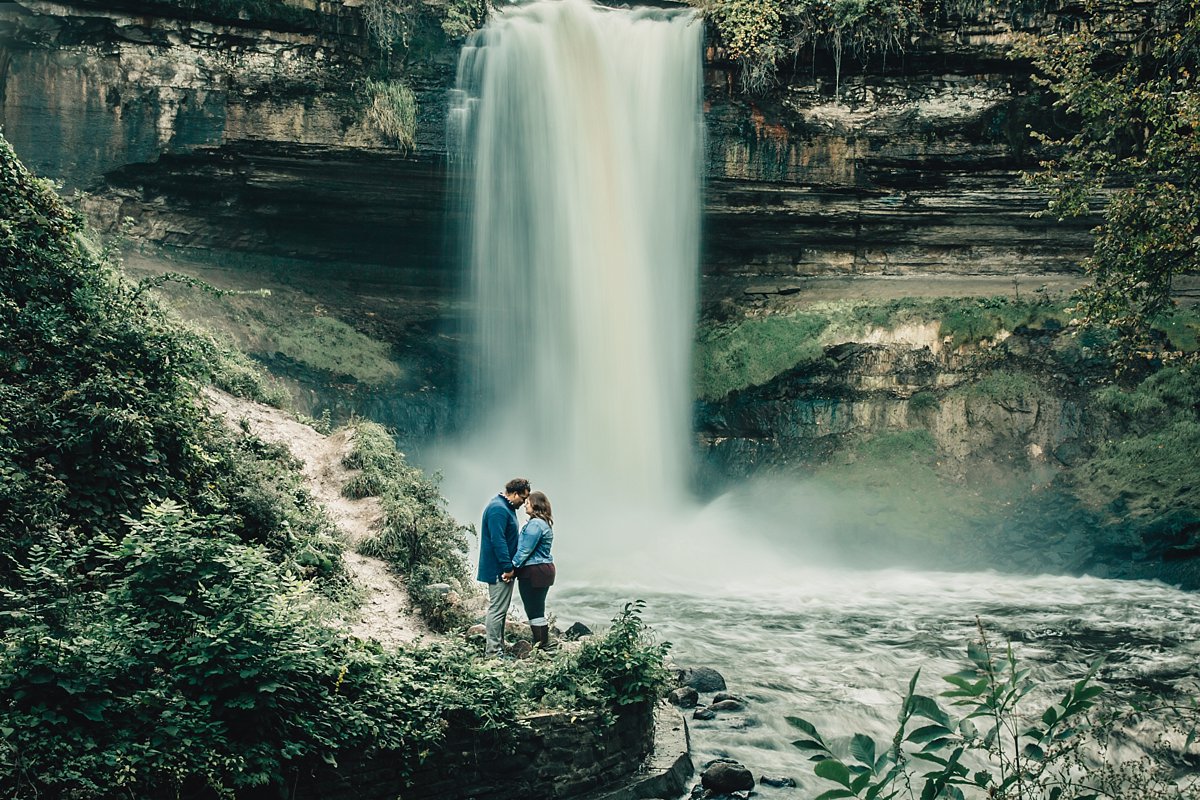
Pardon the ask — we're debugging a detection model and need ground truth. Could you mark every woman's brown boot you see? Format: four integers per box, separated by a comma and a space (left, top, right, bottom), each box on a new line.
531, 624, 550, 649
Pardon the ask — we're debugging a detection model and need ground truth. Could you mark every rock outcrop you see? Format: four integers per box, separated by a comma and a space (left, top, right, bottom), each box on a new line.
3, 0, 1094, 282
2, 0, 1100, 450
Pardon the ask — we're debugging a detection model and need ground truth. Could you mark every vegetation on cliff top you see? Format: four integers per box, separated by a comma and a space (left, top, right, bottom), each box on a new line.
694, 295, 1072, 401
698, 0, 1041, 94
1018, 0, 1200, 343
0, 135, 668, 797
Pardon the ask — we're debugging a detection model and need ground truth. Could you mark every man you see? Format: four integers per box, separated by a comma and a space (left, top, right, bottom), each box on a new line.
478, 477, 530, 657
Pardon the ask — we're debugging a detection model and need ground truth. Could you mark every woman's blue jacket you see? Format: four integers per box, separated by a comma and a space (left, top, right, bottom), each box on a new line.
513, 518, 554, 568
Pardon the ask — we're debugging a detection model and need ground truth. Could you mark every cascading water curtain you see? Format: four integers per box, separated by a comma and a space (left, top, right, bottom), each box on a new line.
450, 0, 703, 507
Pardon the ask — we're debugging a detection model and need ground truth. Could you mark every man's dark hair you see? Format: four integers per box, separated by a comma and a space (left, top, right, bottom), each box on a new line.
505, 477, 531, 495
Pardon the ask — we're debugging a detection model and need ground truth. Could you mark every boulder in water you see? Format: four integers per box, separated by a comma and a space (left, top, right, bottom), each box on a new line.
701, 761, 755, 794
708, 698, 744, 712
668, 686, 699, 708
693, 707, 716, 721
680, 666, 726, 692
760, 776, 797, 788
712, 692, 744, 705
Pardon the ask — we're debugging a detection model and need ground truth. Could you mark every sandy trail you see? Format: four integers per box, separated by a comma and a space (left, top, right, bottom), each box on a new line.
204, 387, 428, 646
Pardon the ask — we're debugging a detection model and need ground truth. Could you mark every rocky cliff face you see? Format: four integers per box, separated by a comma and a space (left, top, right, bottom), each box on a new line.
2, 0, 1098, 455
696, 329, 1097, 480
3, 0, 1093, 279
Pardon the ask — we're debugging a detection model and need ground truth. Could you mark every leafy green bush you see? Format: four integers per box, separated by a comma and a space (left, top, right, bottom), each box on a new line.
501, 601, 671, 716
789, 626, 1199, 800
1018, 0, 1200, 345
344, 421, 475, 630
572, 601, 671, 708
0, 501, 531, 795
1068, 364, 1200, 567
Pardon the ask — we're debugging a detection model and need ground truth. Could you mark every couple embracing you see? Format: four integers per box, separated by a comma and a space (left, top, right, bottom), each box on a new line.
477, 478, 557, 657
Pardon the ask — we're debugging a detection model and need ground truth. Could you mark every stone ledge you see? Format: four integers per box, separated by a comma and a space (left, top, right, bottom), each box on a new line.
581, 704, 693, 800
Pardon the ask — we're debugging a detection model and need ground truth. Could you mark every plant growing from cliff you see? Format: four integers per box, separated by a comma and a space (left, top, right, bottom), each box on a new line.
442, 0, 491, 40
702, 0, 931, 94
364, 78, 419, 152
1017, 0, 1200, 348
789, 623, 1200, 799
362, 0, 418, 71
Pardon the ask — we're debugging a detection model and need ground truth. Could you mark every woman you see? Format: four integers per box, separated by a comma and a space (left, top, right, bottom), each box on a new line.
513, 491, 556, 650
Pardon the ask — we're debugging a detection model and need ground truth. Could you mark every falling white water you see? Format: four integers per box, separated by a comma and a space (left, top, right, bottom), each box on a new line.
448, 0, 703, 515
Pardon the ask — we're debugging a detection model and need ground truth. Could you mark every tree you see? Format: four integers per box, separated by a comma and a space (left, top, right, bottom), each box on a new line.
1020, 0, 1200, 344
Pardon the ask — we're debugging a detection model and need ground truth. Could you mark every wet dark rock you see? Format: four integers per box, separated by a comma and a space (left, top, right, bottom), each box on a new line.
708, 699, 745, 712
711, 693, 745, 708
680, 666, 727, 692
701, 761, 755, 794
760, 776, 797, 788
693, 707, 716, 721
564, 621, 592, 640
668, 687, 700, 708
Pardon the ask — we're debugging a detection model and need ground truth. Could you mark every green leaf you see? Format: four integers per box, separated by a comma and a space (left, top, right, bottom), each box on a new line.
786, 715, 826, 744
942, 669, 985, 692
815, 758, 853, 788
908, 695, 951, 727
850, 733, 877, 767
793, 739, 830, 752
906, 724, 953, 744
851, 770, 873, 793
813, 791, 855, 800
164, 595, 187, 604
1041, 703, 1065, 726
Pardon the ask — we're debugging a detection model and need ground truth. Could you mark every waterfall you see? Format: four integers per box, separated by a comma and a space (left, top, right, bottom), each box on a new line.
449, 0, 703, 510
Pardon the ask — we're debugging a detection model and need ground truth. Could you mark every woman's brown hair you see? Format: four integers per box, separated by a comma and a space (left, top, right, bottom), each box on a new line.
527, 491, 553, 527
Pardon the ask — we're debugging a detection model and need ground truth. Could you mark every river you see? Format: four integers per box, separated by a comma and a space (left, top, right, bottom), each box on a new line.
438, 1, 1200, 794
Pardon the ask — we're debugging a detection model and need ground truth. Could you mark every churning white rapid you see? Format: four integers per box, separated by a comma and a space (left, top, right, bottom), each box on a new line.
449, 0, 703, 508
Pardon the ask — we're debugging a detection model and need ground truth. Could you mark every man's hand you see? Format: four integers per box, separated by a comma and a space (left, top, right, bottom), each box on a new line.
501, 570, 515, 582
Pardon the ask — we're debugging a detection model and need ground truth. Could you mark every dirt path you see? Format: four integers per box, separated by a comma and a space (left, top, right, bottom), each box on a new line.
204, 387, 429, 646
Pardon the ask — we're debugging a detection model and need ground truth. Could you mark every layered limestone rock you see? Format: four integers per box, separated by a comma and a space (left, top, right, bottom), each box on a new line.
696, 328, 1098, 479
2, 0, 1101, 455
2, 0, 1093, 281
